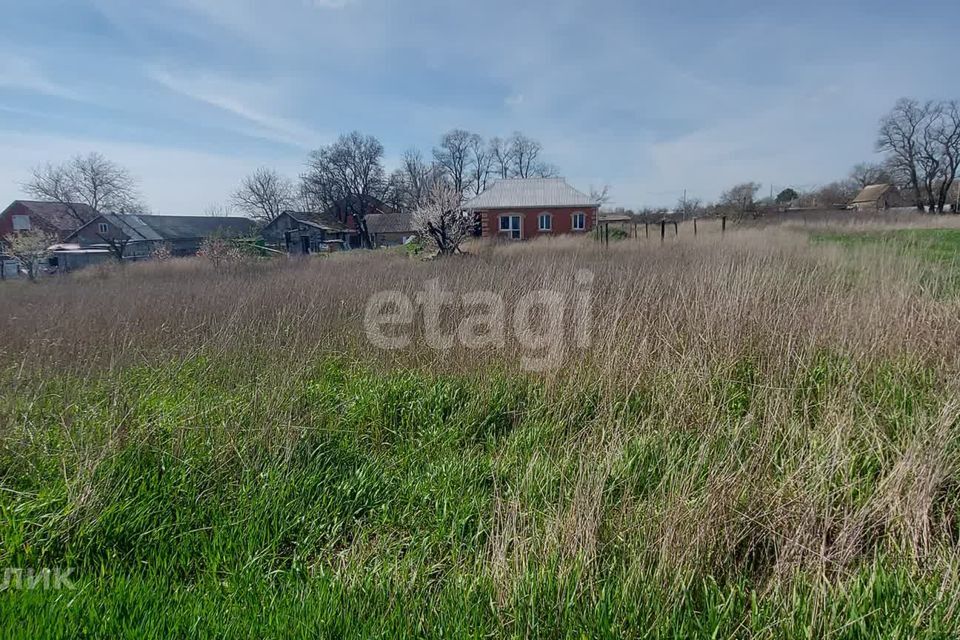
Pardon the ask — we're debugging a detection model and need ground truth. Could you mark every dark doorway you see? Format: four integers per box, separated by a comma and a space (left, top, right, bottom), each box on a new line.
300, 235, 310, 254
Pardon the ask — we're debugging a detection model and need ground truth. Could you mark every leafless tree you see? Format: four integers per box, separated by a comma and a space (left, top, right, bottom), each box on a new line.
204, 202, 234, 218
590, 185, 612, 208
412, 181, 472, 256
916, 100, 960, 213
302, 131, 387, 247
849, 162, 892, 188
489, 137, 515, 180
719, 182, 761, 217
2, 229, 58, 280
23, 152, 145, 219
676, 195, 703, 219
434, 129, 480, 198
466, 135, 491, 197
232, 168, 295, 223
877, 98, 929, 211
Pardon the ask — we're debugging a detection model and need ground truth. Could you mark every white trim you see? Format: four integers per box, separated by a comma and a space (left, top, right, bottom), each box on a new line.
498, 213, 522, 240
97, 222, 109, 234
538, 211, 552, 231
572, 211, 586, 231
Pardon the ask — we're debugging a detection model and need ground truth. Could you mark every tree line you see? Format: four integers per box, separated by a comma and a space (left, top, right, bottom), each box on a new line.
613, 97, 960, 220
230, 129, 560, 247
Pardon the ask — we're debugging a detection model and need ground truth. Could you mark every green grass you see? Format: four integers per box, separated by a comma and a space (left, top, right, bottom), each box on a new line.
813, 228, 960, 265
2, 354, 958, 638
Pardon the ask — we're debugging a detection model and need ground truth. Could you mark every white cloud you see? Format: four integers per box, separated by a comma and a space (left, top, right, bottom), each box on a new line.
0, 55, 80, 101
148, 67, 323, 148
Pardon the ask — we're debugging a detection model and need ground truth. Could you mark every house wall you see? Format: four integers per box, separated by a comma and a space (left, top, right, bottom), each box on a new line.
262, 214, 355, 254
370, 231, 412, 247
476, 207, 597, 240
0, 202, 64, 239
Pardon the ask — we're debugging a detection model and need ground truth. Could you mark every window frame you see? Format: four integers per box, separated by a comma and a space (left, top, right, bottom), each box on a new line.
538, 212, 552, 232
97, 222, 109, 235
498, 214, 522, 240
11, 215, 31, 231
572, 211, 586, 231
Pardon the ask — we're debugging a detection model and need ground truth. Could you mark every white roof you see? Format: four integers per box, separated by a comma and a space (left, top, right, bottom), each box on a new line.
463, 178, 597, 210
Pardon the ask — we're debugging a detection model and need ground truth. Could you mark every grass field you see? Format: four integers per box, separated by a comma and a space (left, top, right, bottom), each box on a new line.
3, 220, 960, 637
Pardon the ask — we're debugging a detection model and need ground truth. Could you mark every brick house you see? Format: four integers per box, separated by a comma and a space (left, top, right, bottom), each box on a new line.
0, 200, 99, 241
463, 178, 598, 240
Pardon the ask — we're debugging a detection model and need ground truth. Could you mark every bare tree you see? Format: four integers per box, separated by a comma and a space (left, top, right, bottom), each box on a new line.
397, 149, 435, 210
302, 132, 387, 247
849, 162, 892, 188
590, 185, 612, 208
877, 98, 929, 211
466, 135, 491, 197
676, 195, 704, 219
23, 152, 145, 219
412, 181, 471, 256
917, 101, 960, 213
204, 202, 234, 218
434, 129, 480, 198
2, 229, 58, 280
489, 137, 515, 180
719, 182, 761, 217
232, 168, 295, 223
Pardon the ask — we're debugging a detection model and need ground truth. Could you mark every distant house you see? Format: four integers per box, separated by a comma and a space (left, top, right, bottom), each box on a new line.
325, 196, 398, 248
0, 200, 99, 241
65, 213, 258, 262
463, 178, 598, 240
850, 184, 902, 211
366, 212, 415, 247
260, 211, 358, 255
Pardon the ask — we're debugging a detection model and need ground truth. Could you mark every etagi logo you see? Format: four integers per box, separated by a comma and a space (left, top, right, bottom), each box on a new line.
363, 270, 595, 371
0, 568, 75, 591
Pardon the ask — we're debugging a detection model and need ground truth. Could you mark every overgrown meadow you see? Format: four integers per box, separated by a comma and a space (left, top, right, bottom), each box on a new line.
4, 218, 960, 637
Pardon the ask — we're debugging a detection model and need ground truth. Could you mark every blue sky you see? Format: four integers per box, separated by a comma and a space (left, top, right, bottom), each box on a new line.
0, 0, 955, 212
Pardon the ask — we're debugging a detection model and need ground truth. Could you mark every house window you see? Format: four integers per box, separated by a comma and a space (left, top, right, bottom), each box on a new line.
538, 212, 552, 231
98, 222, 109, 235
572, 212, 586, 231
499, 214, 521, 239
12, 215, 31, 231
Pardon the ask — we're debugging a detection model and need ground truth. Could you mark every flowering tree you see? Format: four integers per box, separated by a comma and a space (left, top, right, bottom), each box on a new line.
412, 182, 471, 256
2, 230, 58, 280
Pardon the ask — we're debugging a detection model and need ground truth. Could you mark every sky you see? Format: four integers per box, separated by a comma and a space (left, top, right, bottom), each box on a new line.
0, 0, 956, 212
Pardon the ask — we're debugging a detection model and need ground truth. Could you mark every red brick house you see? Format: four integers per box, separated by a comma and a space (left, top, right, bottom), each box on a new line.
464, 178, 598, 240
0, 200, 99, 241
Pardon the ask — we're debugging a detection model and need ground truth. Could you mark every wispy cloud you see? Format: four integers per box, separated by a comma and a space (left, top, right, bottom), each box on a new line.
148, 67, 322, 148
0, 55, 81, 101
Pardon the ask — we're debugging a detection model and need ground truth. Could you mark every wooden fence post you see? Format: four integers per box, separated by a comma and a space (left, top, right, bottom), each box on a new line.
645, 222, 649, 239
673, 221, 678, 236
660, 220, 666, 242
721, 216, 727, 234
693, 218, 698, 236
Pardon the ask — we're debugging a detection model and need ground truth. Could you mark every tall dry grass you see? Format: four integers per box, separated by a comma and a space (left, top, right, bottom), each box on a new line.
3, 220, 960, 634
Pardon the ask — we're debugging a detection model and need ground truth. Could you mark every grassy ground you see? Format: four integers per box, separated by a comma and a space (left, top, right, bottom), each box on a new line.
3, 223, 960, 637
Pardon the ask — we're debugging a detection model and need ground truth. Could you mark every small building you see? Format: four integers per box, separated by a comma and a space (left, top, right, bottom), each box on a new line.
65, 213, 258, 262
260, 211, 358, 255
0, 200, 99, 241
850, 184, 901, 211
324, 196, 398, 248
463, 178, 598, 240
366, 212, 415, 247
